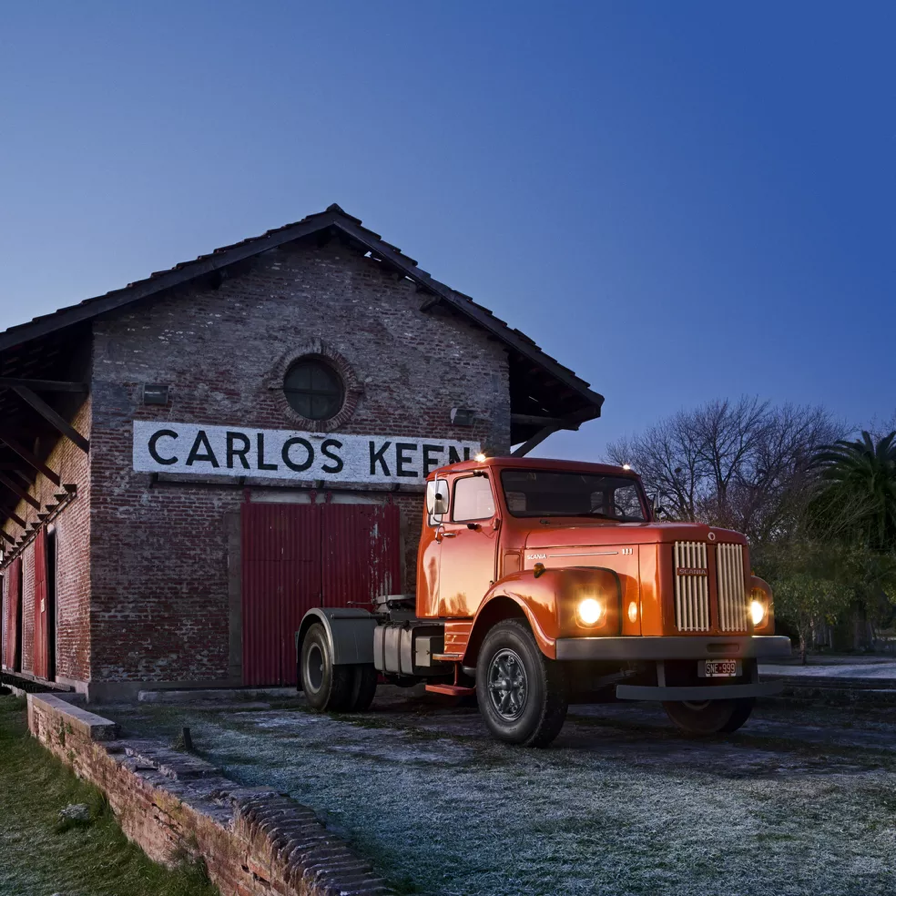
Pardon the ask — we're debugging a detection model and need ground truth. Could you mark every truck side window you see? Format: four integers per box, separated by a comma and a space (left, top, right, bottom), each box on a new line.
452, 476, 496, 522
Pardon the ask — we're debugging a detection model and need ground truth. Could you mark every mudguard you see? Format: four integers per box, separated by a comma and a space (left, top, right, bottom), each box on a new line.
295, 607, 377, 677
463, 566, 622, 664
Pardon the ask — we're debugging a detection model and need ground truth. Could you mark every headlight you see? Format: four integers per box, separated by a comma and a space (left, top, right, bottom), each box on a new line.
750, 599, 766, 626
577, 597, 605, 627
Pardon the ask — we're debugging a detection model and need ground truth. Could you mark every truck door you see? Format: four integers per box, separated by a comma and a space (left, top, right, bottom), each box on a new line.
437, 473, 499, 617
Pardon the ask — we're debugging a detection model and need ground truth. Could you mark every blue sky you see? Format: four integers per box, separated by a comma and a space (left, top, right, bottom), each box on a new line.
0, 1, 892, 459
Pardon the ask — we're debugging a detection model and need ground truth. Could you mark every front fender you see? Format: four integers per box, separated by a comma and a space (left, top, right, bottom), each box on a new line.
463, 567, 622, 665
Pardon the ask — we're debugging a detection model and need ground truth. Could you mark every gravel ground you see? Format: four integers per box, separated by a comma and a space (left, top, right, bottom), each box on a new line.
95, 689, 895, 896
759, 654, 896, 680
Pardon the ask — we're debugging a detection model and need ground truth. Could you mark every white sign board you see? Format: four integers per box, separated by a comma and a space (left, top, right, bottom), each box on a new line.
132, 421, 481, 486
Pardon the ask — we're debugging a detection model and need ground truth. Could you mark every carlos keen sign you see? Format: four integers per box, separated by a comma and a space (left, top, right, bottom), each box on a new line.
132, 421, 481, 486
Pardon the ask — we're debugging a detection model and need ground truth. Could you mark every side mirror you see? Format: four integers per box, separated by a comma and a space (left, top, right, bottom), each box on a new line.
426, 479, 450, 517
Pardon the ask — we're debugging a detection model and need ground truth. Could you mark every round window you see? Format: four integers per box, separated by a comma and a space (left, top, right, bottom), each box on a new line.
283, 358, 345, 421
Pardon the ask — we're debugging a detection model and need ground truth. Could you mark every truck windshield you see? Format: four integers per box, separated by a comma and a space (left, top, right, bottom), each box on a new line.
500, 470, 648, 521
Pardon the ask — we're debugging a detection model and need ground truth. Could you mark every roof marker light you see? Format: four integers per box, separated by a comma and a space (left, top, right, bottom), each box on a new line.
622, 463, 631, 470
475, 453, 487, 463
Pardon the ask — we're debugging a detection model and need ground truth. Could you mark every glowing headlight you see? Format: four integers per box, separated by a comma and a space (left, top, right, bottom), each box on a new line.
577, 597, 605, 627
750, 599, 766, 626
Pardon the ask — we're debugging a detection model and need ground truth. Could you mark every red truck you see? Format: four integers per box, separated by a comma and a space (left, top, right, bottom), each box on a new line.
296, 457, 790, 747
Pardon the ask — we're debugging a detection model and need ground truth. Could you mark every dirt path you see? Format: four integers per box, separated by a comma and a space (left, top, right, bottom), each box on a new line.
98, 691, 895, 896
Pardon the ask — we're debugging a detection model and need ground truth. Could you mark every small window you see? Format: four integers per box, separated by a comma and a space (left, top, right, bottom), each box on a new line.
452, 476, 496, 522
284, 358, 345, 421
610, 483, 644, 519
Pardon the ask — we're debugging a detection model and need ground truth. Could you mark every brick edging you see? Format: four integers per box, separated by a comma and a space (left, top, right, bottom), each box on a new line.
27, 694, 390, 896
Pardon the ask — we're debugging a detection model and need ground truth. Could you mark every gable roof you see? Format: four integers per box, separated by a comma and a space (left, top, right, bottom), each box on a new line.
1, 204, 603, 416
0, 205, 604, 530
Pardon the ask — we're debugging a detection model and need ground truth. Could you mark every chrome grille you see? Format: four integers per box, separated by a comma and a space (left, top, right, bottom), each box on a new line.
673, 541, 710, 631
717, 543, 748, 631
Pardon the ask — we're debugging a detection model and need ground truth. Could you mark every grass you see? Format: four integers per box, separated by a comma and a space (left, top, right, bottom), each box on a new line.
0, 696, 217, 896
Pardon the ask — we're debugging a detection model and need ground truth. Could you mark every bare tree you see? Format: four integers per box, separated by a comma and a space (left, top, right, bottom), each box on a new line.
864, 414, 896, 445
606, 397, 843, 546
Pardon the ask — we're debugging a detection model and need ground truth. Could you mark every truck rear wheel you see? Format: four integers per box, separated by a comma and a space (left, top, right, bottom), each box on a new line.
348, 665, 378, 712
301, 623, 353, 712
663, 698, 754, 735
476, 619, 568, 747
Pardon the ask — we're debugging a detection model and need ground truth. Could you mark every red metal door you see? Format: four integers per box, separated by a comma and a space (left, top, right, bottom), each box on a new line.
241, 500, 403, 686
321, 503, 402, 606
33, 529, 49, 680
242, 503, 321, 687
3, 558, 22, 670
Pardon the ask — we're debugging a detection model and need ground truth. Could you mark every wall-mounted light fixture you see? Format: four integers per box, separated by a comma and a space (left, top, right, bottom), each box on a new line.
450, 407, 476, 427
143, 384, 170, 406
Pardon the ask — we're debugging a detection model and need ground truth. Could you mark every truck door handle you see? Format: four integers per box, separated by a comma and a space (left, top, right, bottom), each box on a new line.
436, 531, 457, 541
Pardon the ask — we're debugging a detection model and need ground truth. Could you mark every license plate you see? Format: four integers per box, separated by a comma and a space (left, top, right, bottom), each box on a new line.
700, 659, 740, 678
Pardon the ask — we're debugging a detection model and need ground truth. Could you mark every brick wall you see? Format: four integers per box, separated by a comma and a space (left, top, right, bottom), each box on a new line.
28, 693, 389, 895
1, 399, 92, 685
88, 241, 510, 687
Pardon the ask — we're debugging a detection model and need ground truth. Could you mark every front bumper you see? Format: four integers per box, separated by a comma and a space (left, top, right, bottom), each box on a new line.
554, 634, 791, 662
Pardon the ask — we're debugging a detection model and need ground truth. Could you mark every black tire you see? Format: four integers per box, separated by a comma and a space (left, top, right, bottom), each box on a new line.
663, 697, 754, 735
719, 697, 755, 733
476, 619, 568, 747
300, 623, 353, 712
348, 664, 378, 712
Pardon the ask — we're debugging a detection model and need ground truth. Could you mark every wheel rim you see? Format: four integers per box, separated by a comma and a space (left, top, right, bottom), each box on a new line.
683, 700, 711, 711
487, 648, 528, 721
305, 643, 324, 693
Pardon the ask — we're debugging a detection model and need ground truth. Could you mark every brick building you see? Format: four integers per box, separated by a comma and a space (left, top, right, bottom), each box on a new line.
0, 205, 603, 700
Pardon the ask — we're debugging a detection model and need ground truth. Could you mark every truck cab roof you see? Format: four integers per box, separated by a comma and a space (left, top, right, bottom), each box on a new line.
429, 455, 637, 479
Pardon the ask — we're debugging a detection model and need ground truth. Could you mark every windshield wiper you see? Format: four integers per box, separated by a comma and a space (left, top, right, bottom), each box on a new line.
585, 510, 617, 520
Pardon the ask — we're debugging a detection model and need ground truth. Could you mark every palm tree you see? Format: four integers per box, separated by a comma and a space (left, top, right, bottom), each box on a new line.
810, 430, 895, 551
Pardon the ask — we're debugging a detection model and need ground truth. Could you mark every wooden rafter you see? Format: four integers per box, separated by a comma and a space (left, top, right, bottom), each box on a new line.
0, 472, 40, 509
0, 434, 61, 485
511, 424, 563, 458
0, 378, 88, 392
11, 387, 89, 453
0, 506, 26, 528
0, 488, 76, 569
510, 413, 575, 427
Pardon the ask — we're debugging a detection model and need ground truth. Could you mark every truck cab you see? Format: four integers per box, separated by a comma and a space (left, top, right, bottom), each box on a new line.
296, 457, 791, 747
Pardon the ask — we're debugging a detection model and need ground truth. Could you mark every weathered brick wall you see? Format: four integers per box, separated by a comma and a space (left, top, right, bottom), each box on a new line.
88, 241, 510, 686
1, 399, 92, 684
28, 693, 389, 895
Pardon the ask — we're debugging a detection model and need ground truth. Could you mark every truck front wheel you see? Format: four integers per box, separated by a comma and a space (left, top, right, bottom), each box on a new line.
663, 698, 754, 735
301, 623, 353, 712
476, 620, 568, 747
